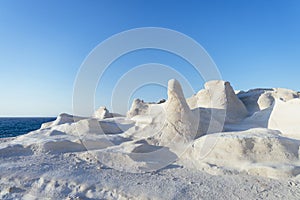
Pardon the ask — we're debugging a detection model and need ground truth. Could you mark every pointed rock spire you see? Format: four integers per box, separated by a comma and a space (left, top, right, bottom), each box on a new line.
157, 79, 198, 145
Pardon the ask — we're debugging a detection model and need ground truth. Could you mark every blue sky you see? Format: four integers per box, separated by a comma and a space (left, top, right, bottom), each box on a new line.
0, 0, 299, 116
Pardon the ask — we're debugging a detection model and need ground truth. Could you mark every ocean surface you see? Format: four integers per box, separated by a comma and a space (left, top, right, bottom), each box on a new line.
0, 117, 56, 138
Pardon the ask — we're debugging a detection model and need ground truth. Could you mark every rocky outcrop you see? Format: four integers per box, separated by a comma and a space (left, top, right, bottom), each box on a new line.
93, 106, 113, 119
187, 80, 248, 123
41, 113, 85, 129
182, 128, 300, 179
238, 88, 299, 114
268, 99, 300, 139
153, 79, 198, 145
127, 99, 149, 118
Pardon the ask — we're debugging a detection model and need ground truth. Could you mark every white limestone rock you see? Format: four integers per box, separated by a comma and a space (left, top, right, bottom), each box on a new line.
238, 88, 299, 114
93, 106, 113, 119
127, 99, 149, 118
268, 98, 300, 139
153, 79, 198, 146
187, 80, 248, 123
41, 113, 85, 129
182, 128, 300, 179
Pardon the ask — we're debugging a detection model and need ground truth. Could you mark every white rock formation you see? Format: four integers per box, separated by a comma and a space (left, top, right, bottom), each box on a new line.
269, 99, 300, 139
127, 99, 149, 118
238, 87, 299, 114
1, 78, 300, 191
187, 80, 248, 123
41, 113, 85, 129
182, 128, 300, 179
153, 79, 198, 145
93, 106, 113, 119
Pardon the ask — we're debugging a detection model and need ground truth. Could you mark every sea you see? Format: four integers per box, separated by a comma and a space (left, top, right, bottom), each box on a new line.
0, 117, 56, 138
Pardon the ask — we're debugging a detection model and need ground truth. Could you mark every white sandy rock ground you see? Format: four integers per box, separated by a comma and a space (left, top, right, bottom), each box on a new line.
1, 79, 300, 199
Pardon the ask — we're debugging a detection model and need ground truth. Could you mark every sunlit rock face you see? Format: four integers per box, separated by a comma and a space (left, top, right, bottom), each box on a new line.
127, 99, 149, 119
93, 106, 113, 119
1, 79, 300, 181
187, 80, 248, 123
151, 79, 198, 146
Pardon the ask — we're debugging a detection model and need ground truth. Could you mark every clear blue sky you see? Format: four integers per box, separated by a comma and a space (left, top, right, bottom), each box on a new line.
0, 0, 299, 116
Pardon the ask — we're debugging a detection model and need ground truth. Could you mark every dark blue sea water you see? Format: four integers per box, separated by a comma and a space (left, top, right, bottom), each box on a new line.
0, 118, 56, 138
